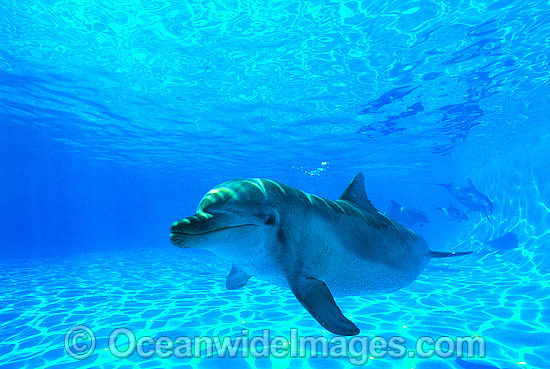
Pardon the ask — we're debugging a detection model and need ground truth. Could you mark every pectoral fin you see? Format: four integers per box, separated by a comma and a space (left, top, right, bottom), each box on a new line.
225, 265, 251, 290
288, 275, 359, 336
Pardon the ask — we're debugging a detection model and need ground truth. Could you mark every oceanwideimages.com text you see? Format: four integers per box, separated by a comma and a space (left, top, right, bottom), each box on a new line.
65, 325, 486, 365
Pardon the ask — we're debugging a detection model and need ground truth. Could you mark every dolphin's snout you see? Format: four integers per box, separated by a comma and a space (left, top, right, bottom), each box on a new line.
170, 219, 190, 234
170, 216, 204, 247
171, 212, 213, 233
170, 212, 218, 244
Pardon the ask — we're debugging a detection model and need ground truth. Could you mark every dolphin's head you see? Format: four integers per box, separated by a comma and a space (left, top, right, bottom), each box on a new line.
170, 179, 280, 257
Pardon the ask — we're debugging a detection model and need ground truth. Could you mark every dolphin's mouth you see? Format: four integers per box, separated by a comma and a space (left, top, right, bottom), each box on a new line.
170, 224, 257, 237
170, 223, 258, 247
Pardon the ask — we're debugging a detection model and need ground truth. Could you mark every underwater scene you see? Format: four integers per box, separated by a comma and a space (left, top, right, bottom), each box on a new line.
1, 0, 549, 368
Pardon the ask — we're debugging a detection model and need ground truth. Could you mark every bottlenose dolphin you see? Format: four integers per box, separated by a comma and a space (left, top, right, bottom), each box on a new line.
434, 178, 493, 219
387, 200, 429, 227
170, 173, 472, 335
436, 203, 469, 222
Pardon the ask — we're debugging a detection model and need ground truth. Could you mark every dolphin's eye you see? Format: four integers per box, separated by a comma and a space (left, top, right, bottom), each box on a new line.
265, 215, 276, 225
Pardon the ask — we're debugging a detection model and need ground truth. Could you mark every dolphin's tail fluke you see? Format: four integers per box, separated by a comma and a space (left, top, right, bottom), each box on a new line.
431, 250, 473, 258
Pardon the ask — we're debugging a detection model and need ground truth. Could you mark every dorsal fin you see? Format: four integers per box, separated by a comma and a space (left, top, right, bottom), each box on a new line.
467, 178, 476, 190
339, 173, 378, 213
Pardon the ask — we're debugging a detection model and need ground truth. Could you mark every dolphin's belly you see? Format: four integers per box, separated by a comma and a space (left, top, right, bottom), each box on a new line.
321, 257, 420, 296
248, 253, 424, 296
242, 239, 430, 297
306, 229, 431, 297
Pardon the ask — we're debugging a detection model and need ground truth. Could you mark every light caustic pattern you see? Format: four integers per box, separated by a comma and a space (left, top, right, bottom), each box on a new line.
3, 0, 550, 172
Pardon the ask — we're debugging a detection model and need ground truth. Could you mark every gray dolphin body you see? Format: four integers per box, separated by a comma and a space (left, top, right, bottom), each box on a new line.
435, 179, 494, 218
436, 203, 469, 222
170, 173, 472, 335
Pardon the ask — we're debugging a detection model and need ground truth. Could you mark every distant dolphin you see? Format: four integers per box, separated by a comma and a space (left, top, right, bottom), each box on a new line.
434, 178, 494, 219
170, 173, 472, 335
436, 203, 469, 222
387, 200, 429, 227
484, 232, 519, 252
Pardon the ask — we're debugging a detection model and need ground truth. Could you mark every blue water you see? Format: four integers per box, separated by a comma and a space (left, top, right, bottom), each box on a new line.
1, 0, 549, 368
